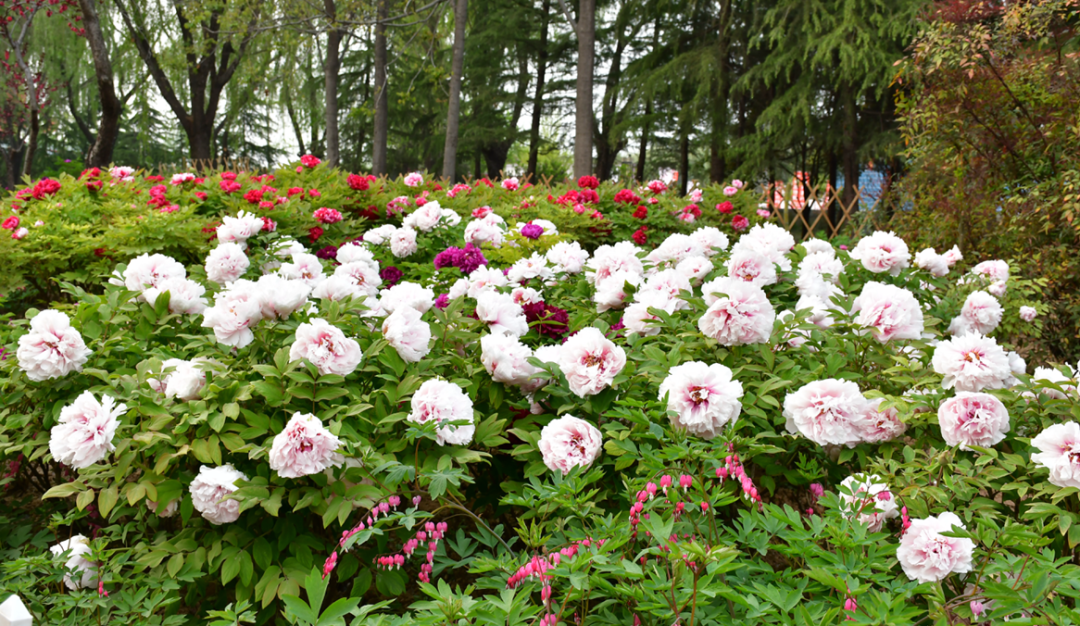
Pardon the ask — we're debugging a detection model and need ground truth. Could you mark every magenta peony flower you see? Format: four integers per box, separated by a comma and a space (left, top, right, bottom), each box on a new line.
851, 282, 924, 342
17, 310, 91, 382
937, 392, 1010, 450
190, 464, 248, 525
408, 379, 475, 446
848, 231, 910, 275
1030, 422, 1080, 488
557, 327, 627, 397
932, 334, 1013, 392
896, 512, 975, 583
288, 319, 363, 376
379, 265, 404, 288
520, 223, 544, 239
783, 379, 869, 448
49, 391, 126, 469
697, 281, 775, 346
659, 361, 744, 439
382, 306, 432, 363
538, 415, 603, 475
269, 412, 344, 478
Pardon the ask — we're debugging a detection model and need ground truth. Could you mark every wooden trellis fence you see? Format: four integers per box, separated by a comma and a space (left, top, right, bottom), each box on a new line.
757, 178, 896, 242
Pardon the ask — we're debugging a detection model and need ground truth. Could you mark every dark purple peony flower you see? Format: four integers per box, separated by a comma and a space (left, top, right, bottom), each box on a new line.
380, 266, 403, 287
434, 246, 462, 270
458, 243, 487, 275
315, 245, 339, 260
520, 223, 544, 240
523, 302, 569, 338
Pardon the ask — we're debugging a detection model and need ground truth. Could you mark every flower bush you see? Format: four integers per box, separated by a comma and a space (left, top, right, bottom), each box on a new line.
0, 173, 1078, 626
0, 165, 762, 310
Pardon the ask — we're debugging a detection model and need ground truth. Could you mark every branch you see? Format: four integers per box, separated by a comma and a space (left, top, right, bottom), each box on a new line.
555, 0, 577, 34
113, 0, 191, 127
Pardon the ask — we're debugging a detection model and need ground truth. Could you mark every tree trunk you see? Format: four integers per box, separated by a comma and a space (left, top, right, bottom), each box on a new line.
78, 0, 122, 168
189, 125, 213, 165
678, 126, 689, 196
21, 109, 38, 179
324, 0, 342, 166
441, 0, 468, 181
636, 99, 650, 183
572, 0, 595, 178
838, 81, 859, 236
709, 0, 733, 184
372, 0, 389, 175
526, 0, 550, 179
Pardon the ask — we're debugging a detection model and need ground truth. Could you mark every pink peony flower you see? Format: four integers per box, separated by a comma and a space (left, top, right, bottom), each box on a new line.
932, 334, 1013, 392
269, 412, 344, 478
848, 231, 910, 275
381, 307, 432, 362
403, 172, 424, 187
1019, 306, 1037, 322
853, 398, 907, 443
726, 249, 778, 287
201, 284, 264, 348
50, 535, 96, 590
17, 310, 92, 382
289, 319, 363, 376
970, 260, 1009, 282
205, 243, 250, 284
149, 358, 210, 401
697, 281, 775, 346
538, 415, 603, 475
465, 214, 507, 247
659, 361, 744, 439
389, 227, 418, 258
783, 379, 870, 448
851, 282, 924, 342
914, 248, 949, 277
404, 201, 446, 232
381, 281, 435, 314
123, 253, 186, 292
254, 274, 312, 319
49, 391, 126, 469
586, 241, 644, 286
408, 379, 475, 446
141, 277, 208, 315
501, 177, 520, 191
476, 291, 529, 337
190, 464, 248, 525
278, 252, 326, 288
313, 207, 343, 224
1030, 422, 1080, 488
723, 186, 738, 196
838, 474, 899, 532
942, 245, 963, 266
937, 392, 1010, 450
216, 211, 263, 246
480, 333, 545, 390
557, 327, 627, 397
896, 512, 975, 583
949, 291, 1002, 336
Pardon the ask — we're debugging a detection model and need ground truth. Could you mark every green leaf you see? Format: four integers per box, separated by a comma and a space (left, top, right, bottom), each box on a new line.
76, 489, 95, 510
304, 566, 329, 615
42, 482, 82, 499
317, 598, 361, 626
98, 486, 119, 518
282, 595, 318, 625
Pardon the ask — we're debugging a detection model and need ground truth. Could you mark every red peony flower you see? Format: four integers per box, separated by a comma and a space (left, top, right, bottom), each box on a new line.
309, 226, 324, 243
732, 215, 749, 231
717, 201, 734, 214
313, 207, 343, 224
632, 226, 648, 244
613, 189, 641, 205
300, 154, 322, 168
633, 206, 648, 219
2, 216, 19, 230
347, 174, 370, 191
577, 175, 599, 190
